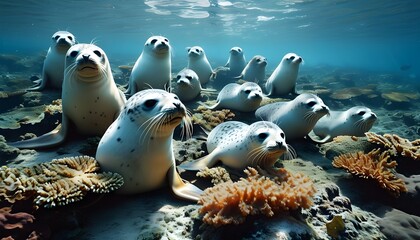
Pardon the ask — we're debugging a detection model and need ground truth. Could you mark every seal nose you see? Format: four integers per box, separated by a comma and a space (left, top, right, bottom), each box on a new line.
82, 54, 90, 61
161, 41, 166, 46
297, 57, 303, 63
371, 113, 377, 119
173, 102, 182, 110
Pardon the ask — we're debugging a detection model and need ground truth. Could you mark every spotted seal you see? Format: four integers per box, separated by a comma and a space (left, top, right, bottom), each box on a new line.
203, 82, 263, 112
28, 31, 76, 90
310, 106, 377, 143
180, 121, 290, 170
225, 47, 246, 77
10, 44, 126, 149
265, 53, 303, 97
255, 93, 329, 140
126, 36, 171, 95
187, 46, 213, 85
235, 55, 267, 83
96, 89, 202, 201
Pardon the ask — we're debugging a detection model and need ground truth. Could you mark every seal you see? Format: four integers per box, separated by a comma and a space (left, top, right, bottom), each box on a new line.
126, 36, 171, 96
28, 31, 76, 91
179, 121, 289, 170
96, 89, 203, 201
265, 53, 303, 97
203, 82, 263, 112
310, 106, 377, 143
255, 93, 329, 140
10, 44, 126, 149
187, 46, 213, 85
171, 68, 202, 102
225, 47, 246, 77
235, 55, 267, 83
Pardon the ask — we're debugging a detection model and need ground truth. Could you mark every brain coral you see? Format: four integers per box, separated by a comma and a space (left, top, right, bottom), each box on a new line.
0, 156, 123, 208
192, 106, 235, 131
333, 149, 407, 197
366, 132, 420, 160
198, 167, 315, 227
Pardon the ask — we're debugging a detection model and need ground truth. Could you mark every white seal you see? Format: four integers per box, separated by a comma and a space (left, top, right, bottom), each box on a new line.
187, 46, 213, 85
180, 121, 289, 170
204, 82, 263, 112
96, 89, 202, 201
126, 36, 171, 95
310, 106, 377, 143
11, 44, 126, 149
28, 31, 76, 91
171, 68, 202, 102
225, 47, 246, 77
236, 55, 267, 82
255, 93, 329, 140
265, 53, 303, 97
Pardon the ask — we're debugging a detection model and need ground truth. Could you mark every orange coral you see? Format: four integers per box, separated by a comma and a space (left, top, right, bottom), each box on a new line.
333, 149, 407, 196
366, 132, 419, 160
198, 167, 315, 227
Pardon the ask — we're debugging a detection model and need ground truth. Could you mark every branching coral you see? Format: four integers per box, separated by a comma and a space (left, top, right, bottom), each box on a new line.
192, 106, 235, 131
198, 167, 315, 227
332, 149, 408, 196
366, 132, 420, 160
0, 156, 124, 208
0, 206, 34, 230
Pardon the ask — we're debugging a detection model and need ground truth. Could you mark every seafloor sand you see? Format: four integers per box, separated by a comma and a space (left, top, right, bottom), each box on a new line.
1, 55, 419, 239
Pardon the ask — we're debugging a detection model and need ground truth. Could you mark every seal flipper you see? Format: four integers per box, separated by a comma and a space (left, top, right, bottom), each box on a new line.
168, 165, 203, 202
9, 115, 69, 149
27, 70, 48, 91
198, 100, 219, 110
178, 150, 220, 171
307, 131, 331, 144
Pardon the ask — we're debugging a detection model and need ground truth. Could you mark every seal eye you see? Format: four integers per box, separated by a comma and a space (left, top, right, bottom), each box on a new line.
256, 59, 261, 62
289, 56, 295, 60
54, 35, 60, 40
144, 99, 158, 109
186, 76, 192, 80
358, 111, 366, 116
258, 132, 268, 140
177, 75, 181, 80
151, 39, 157, 44
69, 51, 78, 58
164, 38, 169, 42
68, 36, 73, 41
280, 133, 285, 139
93, 50, 102, 57
244, 89, 251, 94
306, 101, 316, 107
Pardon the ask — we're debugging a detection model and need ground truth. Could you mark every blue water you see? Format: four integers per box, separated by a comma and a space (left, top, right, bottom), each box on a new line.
1, 0, 419, 74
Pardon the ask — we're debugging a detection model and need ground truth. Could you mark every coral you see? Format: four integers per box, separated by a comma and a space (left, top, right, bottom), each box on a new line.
0, 206, 34, 230
44, 99, 62, 114
0, 135, 20, 161
196, 167, 231, 185
381, 91, 420, 103
332, 149, 408, 196
198, 167, 315, 227
192, 106, 235, 131
326, 215, 345, 239
0, 156, 124, 208
366, 132, 420, 160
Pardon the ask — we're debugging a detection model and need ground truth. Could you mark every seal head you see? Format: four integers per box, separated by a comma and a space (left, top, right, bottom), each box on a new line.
311, 106, 377, 143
